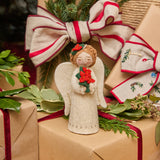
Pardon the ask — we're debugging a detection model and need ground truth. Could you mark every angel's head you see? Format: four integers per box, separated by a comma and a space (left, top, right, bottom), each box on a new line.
70, 44, 97, 67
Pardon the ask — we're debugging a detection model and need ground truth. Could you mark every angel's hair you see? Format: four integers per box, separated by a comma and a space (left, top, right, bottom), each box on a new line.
70, 45, 97, 67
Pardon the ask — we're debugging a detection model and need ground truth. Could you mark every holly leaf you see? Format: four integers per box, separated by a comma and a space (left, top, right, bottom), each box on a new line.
0, 87, 28, 97
0, 97, 21, 112
155, 121, 160, 146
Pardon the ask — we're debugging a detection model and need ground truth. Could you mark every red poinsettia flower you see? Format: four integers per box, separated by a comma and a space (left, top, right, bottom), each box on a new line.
79, 67, 95, 83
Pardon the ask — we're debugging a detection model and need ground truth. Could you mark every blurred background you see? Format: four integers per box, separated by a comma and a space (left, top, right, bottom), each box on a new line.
0, 0, 37, 84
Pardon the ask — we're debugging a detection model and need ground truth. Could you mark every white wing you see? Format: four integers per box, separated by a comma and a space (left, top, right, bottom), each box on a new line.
54, 62, 76, 115
91, 57, 107, 108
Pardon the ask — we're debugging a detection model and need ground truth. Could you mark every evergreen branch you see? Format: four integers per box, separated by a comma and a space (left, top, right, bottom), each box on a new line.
117, 0, 131, 7
39, 58, 57, 89
99, 116, 137, 138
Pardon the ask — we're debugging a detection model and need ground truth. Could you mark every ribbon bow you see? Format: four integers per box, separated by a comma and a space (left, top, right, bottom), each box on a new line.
111, 34, 160, 103
25, 0, 133, 67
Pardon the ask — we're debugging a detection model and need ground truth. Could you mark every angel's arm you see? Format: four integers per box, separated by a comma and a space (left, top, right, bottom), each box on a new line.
89, 69, 97, 94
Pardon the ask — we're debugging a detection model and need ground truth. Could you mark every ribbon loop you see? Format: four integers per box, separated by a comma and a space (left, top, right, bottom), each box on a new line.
111, 34, 160, 102
25, 1, 133, 67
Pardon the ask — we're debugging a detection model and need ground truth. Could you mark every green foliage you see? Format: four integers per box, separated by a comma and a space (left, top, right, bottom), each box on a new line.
0, 98, 21, 112
45, 0, 98, 22
18, 85, 64, 113
114, 0, 131, 7
99, 116, 137, 138
0, 87, 28, 112
104, 64, 111, 78
0, 50, 30, 86
102, 94, 160, 121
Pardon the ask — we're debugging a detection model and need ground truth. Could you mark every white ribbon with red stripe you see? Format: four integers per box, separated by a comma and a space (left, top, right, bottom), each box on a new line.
25, 0, 133, 67
111, 34, 160, 103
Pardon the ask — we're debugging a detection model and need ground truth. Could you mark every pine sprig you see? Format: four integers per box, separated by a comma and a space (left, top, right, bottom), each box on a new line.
39, 57, 58, 89
99, 116, 137, 138
116, 0, 131, 7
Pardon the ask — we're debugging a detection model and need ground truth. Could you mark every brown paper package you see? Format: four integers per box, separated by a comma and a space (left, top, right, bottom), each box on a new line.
105, 5, 160, 90
0, 98, 38, 160
0, 65, 23, 90
38, 112, 160, 160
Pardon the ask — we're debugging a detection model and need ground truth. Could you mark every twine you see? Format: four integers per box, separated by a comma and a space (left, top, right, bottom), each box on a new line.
121, 0, 160, 28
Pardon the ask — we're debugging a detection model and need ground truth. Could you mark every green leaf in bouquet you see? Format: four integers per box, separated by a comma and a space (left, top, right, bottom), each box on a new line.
41, 88, 60, 101
18, 90, 42, 105
0, 50, 10, 58
0, 58, 5, 64
18, 72, 30, 86
108, 103, 128, 114
6, 55, 18, 63
0, 97, 21, 112
4, 71, 15, 86
28, 85, 41, 99
120, 109, 144, 119
41, 100, 64, 113
155, 121, 160, 146
0, 87, 28, 97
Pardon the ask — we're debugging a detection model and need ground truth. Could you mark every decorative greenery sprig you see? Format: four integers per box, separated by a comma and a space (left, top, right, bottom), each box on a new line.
102, 94, 160, 121
0, 87, 29, 112
0, 50, 30, 86
18, 85, 64, 113
99, 116, 137, 138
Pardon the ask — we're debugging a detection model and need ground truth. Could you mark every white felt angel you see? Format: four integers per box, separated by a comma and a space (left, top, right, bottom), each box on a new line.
55, 44, 107, 134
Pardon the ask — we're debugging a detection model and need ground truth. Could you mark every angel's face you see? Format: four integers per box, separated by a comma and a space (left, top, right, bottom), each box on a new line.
76, 52, 93, 67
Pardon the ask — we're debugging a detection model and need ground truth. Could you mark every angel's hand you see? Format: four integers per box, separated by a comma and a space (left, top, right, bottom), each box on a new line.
89, 83, 96, 94
80, 86, 86, 95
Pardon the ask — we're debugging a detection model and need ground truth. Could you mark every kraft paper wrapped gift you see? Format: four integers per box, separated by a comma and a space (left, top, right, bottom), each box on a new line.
0, 65, 23, 90
0, 97, 38, 160
31, 0, 134, 95
105, 4, 160, 90
38, 112, 160, 160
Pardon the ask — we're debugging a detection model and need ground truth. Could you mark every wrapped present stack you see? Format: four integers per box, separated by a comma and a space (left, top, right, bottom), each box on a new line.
2, 0, 160, 160
24, 0, 160, 160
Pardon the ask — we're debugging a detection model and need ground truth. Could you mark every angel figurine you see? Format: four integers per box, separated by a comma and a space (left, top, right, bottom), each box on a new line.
55, 44, 107, 134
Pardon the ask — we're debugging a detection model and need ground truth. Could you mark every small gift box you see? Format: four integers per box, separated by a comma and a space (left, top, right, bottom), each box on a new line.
26, 0, 134, 94
105, 5, 160, 101
38, 112, 160, 160
0, 97, 38, 160
0, 66, 23, 90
